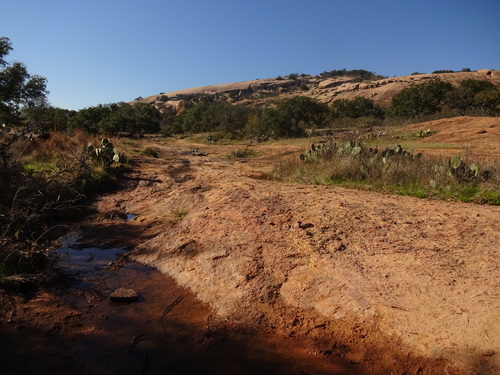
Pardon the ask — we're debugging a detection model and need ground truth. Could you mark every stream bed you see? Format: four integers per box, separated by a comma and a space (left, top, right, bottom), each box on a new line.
0, 227, 360, 374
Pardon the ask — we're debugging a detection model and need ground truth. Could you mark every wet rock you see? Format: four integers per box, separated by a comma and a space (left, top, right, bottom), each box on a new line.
109, 288, 139, 303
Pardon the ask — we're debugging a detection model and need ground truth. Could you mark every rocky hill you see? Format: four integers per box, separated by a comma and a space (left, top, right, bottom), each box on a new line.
134, 69, 500, 115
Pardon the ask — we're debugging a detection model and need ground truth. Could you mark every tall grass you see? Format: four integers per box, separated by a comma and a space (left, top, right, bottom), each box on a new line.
273, 142, 500, 204
0, 130, 126, 285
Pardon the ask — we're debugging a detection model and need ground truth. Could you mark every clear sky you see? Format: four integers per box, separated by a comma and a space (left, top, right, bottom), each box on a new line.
2, 0, 499, 110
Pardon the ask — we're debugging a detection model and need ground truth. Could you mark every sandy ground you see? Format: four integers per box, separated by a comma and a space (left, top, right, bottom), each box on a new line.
106, 136, 498, 375
1, 116, 499, 374
401, 116, 500, 158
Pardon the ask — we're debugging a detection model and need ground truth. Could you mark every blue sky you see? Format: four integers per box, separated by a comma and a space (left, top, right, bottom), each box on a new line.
2, 0, 499, 110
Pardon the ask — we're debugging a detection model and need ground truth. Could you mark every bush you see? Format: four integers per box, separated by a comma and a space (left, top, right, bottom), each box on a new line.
319, 69, 383, 81
432, 70, 455, 74
444, 79, 500, 116
140, 146, 159, 158
172, 101, 249, 136
330, 97, 384, 119
70, 102, 161, 135
387, 78, 454, 119
256, 96, 329, 139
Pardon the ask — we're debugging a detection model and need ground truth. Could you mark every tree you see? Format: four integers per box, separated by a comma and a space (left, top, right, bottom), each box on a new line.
258, 96, 329, 138
330, 97, 384, 119
432, 70, 455, 74
69, 104, 110, 134
444, 79, 497, 115
0, 37, 48, 125
319, 69, 382, 81
474, 89, 500, 116
172, 100, 248, 136
126, 102, 161, 135
69, 102, 161, 135
387, 78, 453, 118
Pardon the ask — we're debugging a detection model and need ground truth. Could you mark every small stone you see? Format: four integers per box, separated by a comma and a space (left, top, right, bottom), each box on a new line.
110, 288, 139, 303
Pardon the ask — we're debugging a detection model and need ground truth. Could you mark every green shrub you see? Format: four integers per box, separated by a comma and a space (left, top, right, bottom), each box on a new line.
256, 96, 329, 139
140, 146, 159, 158
172, 101, 249, 136
387, 78, 454, 118
330, 97, 384, 119
319, 69, 383, 81
432, 70, 455, 74
169, 209, 188, 225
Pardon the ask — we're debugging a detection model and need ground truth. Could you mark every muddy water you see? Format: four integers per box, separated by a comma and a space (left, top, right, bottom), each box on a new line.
55, 233, 360, 375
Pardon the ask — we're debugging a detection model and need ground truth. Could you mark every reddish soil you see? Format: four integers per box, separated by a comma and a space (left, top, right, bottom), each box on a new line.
401, 116, 500, 158
1, 117, 499, 374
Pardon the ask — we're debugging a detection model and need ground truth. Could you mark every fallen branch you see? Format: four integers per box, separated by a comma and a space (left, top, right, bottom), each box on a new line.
159, 296, 183, 331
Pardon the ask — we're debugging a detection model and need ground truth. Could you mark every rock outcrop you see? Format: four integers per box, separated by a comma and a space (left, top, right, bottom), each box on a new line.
133, 70, 500, 115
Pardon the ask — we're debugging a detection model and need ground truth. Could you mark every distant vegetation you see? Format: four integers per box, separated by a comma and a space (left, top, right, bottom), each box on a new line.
319, 69, 384, 81
432, 68, 473, 74
162, 77, 499, 140
4, 59, 496, 142
387, 79, 455, 118
388, 78, 500, 119
330, 96, 384, 120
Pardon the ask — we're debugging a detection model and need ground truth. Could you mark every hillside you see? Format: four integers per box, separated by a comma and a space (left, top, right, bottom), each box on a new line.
401, 116, 500, 157
134, 69, 500, 115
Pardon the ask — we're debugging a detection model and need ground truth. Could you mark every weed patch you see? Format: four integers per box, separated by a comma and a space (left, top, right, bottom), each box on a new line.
274, 140, 500, 204
140, 146, 159, 158
169, 209, 188, 225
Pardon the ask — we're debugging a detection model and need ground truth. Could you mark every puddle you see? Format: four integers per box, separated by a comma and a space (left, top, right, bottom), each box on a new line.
58, 232, 126, 275
48, 233, 359, 375
60, 246, 126, 273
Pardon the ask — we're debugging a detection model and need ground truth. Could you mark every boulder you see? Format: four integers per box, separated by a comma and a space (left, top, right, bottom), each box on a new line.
318, 78, 351, 89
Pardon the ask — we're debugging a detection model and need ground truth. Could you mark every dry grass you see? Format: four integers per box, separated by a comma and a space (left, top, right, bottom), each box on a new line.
273, 143, 500, 204
0, 130, 126, 282
226, 148, 261, 158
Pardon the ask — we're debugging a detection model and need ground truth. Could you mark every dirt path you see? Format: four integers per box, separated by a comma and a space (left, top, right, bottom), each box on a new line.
1, 131, 499, 374
88, 138, 499, 374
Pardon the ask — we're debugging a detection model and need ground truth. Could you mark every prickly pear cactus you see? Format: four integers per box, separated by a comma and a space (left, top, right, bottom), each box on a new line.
87, 139, 124, 168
